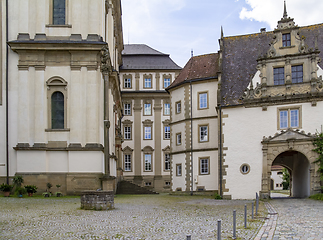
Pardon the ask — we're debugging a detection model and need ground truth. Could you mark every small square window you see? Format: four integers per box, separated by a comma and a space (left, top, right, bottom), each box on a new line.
124, 126, 131, 140
144, 78, 152, 88
176, 164, 182, 176
145, 182, 152, 186
144, 103, 152, 115
165, 153, 170, 171
200, 158, 209, 175
164, 103, 170, 115
124, 154, 131, 171
282, 33, 291, 47
124, 103, 131, 115
274, 67, 285, 85
144, 127, 152, 140
279, 107, 300, 129
144, 154, 152, 171
176, 101, 181, 114
292, 65, 303, 83
124, 78, 131, 88
176, 133, 182, 145
199, 125, 208, 142
164, 78, 171, 88
165, 181, 171, 186
199, 92, 208, 109
164, 126, 170, 139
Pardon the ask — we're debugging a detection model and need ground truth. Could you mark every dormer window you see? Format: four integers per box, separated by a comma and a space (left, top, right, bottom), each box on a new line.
282, 33, 291, 47
292, 65, 303, 83
274, 67, 285, 85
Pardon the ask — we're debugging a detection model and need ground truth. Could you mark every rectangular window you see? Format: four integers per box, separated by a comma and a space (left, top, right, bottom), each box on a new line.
282, 33, 291, 47
200, 158, 209, 175
53, 0, 66, 25
144, 103, 151, 115
164, 103, 170, 115
279, 108, 300, 129
199, 125, 208, 142
124, 78, 131, 88
144, 127, 152, 139
145, 154, 152, 171
124, 154, 131, 171
165, 153, 170, 171
199, 92, 208, 109
164, 126, 170, 139
274, 67, 285, 85
164, 78, 170, 88
144, 78, 152, 88
176, 133, 181, 145
124, 126, 131, 140
176, 164, 182, 176
176, 101, 181, 114
292, 65, 303, 83
124, 103, 131, 115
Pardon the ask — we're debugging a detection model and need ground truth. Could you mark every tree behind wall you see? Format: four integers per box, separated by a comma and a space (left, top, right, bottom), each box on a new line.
312, 131, 323, 192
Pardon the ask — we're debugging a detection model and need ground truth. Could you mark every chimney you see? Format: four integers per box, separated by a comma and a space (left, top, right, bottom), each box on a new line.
260, 28, 266, 33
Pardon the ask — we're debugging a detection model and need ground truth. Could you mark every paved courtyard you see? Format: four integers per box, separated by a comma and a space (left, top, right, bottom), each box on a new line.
0, 194, 266, 240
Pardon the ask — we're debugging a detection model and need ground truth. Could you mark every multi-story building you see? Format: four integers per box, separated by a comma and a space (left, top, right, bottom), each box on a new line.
120, 44, 181, 192
0, 0, 124, 194
168, 4, 323, 199
167, 54, 219, 194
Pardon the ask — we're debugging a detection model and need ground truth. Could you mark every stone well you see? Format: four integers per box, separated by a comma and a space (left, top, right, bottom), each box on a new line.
80, 190, 114, 210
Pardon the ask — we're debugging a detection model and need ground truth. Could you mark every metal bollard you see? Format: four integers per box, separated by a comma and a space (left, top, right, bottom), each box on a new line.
244, 204, 247, 228
233, 210, 236, 239
256, 192, 259, 216
217, 219, 221, 240
186, 235, 191, 240
252, 202, 254, 219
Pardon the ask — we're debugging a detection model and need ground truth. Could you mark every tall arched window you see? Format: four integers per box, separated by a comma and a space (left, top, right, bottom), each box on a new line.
51, 91, 64, 129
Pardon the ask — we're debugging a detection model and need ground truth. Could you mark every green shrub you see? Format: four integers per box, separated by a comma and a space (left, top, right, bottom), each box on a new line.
13, 175, 24, 187
0, 183, 13, 192
309, 193, 323, 201
15, 186, 26, 196
214, 193, 222, 199
24, 185, 38, 194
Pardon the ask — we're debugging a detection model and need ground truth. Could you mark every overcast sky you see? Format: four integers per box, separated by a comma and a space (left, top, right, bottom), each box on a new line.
121, 0, 323, 67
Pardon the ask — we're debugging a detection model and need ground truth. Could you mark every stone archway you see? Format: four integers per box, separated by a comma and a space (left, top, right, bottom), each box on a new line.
260, 129, 321, 199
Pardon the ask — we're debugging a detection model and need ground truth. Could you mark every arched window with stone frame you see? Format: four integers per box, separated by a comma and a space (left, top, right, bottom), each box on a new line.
46, 77, 68, 131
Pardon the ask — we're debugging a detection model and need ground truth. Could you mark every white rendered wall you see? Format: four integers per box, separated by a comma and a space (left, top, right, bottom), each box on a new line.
223, 101, 323, 199
271, 171, 283, 190
172, 153, 186, 191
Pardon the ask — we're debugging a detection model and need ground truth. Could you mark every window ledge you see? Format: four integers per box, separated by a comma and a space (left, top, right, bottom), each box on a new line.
45, 128, 70, 132
279, 45, 295, 49
46, 24, 72, 28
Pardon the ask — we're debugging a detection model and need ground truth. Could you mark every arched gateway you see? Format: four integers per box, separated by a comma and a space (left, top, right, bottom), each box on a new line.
261, 129, 321, 199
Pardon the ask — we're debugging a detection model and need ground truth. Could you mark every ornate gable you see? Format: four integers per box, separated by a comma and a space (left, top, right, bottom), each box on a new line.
262, 128, 315, 143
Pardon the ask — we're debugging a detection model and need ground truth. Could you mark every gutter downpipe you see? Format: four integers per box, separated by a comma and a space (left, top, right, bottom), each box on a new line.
5, 0, 9, 184
190, 81, 193, 195
104, 74, 110, 177
218, 105, 222, 197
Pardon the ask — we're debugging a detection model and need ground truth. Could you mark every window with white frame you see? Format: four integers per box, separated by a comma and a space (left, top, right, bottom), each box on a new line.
176, 164, 182, 176
144, 126, 152, 140
164, 126, 170, 139
124, 103, 131, 115
124, 154, 131, 171
199, 92, 208, 109
144, 154, 152, 171
292, 65, 303, 83
274, 67, 285, 85
164, 78, 171, 88
200, 158, 209, 175
165, 153, 170, 171
124, 78, 131, 88
176, 133, 181, 145
144, 78, 152, 88
164, 103, 170, 115
199, 125, 208, 142
176, 101, 181, 114
279, 107, 300, 129
144, 103, 151, 115
124, 126, 131, 140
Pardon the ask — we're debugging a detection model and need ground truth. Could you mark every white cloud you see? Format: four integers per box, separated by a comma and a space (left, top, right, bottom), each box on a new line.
240, 0, 323, 30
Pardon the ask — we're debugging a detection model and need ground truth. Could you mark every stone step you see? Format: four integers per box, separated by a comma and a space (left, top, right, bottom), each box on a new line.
116, 180, 159, 194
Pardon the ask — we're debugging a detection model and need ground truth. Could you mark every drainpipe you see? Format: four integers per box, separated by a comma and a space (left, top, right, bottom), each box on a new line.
104, 74, 110, 177
190, 81, 193, 195
218, 105, 223, 197
5, 0, 9, 184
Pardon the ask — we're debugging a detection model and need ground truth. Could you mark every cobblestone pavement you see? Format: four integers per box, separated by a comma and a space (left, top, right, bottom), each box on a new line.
270, 198, 323, 240
0, 194, 266, 240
